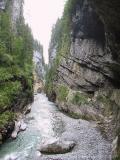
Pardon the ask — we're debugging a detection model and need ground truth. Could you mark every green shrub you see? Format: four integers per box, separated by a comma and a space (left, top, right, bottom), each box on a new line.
72, 92, 88, 105
0, 68, 13, 82
113, 157, 120, 160
45, 65, 56, 96
0, 111, 15, 128
0, 81, 22, 111
57, 85, 69, 102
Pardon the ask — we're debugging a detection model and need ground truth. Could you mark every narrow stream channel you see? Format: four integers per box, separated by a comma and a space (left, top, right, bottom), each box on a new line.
0, 94, 112, 160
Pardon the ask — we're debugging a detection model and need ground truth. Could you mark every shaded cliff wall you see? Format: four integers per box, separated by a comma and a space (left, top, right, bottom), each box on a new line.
33, 41, 45, 80
47, 0, 120, 158
33, 41, 45, 93
51, 0, 120, 92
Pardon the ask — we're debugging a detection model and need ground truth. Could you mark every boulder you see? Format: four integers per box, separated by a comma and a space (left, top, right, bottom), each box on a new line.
20, 122, 27, 131
11, 131, 18, 139
11, 119, 27, 139
11, 121, 21, 139
39, 139, 76, 154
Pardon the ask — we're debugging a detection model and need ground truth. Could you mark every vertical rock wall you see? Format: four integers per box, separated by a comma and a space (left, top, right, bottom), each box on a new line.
48, 0, 120, 158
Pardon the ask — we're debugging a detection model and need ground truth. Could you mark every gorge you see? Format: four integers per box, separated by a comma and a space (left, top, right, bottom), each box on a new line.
0, 0, 120, 160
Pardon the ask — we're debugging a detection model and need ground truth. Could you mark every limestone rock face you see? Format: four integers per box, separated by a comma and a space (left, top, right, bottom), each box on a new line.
11, 0, 23, 29
11, 121, 21, 139
49, 19, 62, 67
0, 0, 23, 31
54, 0, 120, 92
1, 0, 23, 30
33, 50, 45, 80
0, 0, 7, 10
48, 0, 120, 158
33, 49, 45, 93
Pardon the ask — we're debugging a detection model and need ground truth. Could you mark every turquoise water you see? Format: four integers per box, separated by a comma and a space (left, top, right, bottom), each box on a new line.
0, 94, 63, 160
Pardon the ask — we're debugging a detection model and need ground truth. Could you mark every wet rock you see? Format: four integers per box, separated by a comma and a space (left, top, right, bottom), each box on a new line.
24, 105, 31, 115
11, 131, 17, 139
11, 120, 27, 139
1, 121, 15, 142
35, 151, 42, 158
26, 116, 34, 121
11, 121, 21, 139
37, 87, 42, 93
39, 139, 76, 154
20, 121, 27, 131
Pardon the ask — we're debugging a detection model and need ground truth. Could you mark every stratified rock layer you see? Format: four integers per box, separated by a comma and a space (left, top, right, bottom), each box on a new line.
55, 0, 120, 92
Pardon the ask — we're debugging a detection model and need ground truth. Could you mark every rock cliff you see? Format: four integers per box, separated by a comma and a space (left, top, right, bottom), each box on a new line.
0, 0, 6, 10
49, 19, 62, 67
47, 0, 120, 158
33, 41, 45, 93
54, 0, 120, 92
0, 0, 23, 29
10, 0, 23, 30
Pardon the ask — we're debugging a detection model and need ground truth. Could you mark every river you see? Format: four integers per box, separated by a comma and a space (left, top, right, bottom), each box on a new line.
0, 94, 112, 160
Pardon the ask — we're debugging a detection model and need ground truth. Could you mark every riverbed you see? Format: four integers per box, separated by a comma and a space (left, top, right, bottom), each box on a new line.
0, 94, 112, 160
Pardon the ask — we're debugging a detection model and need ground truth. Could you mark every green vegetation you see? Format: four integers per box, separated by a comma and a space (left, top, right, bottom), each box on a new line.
45, 65, 56, 96
113, 157, 120, 160
0, 111, 15, 128
57, 85, 69, 102
0, 81, 22, 112
71, 92, 88, 105
0, 8, 33, 129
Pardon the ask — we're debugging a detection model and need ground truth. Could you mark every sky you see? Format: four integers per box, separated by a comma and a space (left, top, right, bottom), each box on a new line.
23, 0, 66, 64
